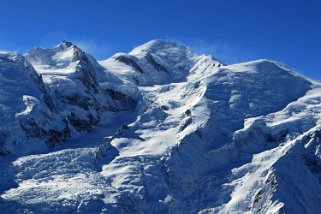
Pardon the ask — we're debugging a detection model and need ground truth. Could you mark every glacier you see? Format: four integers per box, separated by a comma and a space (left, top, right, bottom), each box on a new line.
0, 39, 321, 213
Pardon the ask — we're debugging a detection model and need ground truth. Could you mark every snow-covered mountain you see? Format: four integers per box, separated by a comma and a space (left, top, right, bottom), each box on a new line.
0, 39, 321, 213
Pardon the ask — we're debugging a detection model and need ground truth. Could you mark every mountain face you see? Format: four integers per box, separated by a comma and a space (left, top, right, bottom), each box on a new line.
0, 39, 320, 213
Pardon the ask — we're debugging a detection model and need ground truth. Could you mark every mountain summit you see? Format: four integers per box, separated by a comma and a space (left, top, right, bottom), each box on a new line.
0, 40, 320, 213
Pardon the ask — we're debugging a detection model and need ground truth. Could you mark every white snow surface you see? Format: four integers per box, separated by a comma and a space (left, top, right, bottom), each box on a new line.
1, 39, 321, 213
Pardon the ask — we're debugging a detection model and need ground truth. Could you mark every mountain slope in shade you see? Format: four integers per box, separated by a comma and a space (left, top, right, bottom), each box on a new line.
0, 40, 321, 214
0, 52, 68, 155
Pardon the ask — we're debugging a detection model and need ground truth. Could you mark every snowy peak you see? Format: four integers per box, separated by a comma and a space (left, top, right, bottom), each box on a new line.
130, 39, 224, 67
102, 39, 224, 86
129, 39, 190, 56
129, 39, 196, 73
25, 40, 86, 75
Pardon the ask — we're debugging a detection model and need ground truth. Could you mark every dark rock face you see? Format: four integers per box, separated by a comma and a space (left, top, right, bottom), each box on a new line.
145, 53, 168, 72
73, 52, 101, 94
65, 94, 98, 111
115, 55, 144, 74
0, 131, 8, 156
20, 114, 71, 148
304, 130, 321, 182
104, 89, 137, 111
63, 40, 73, 48
68, 112, 100, 132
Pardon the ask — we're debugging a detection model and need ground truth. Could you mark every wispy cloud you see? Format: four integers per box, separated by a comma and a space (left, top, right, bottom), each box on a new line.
39, 33, 114, 60
38, 31, 68, 48
73, 39, 113, 60
168, 37, 261, 65
0, 37, 20, 53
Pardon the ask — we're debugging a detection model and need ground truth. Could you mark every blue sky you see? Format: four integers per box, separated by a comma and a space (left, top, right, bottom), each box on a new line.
0, 0, 320, 79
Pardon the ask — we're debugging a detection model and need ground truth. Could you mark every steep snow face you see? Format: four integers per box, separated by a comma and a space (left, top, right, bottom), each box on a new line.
0, 52, 67, 155
97, 58, 312, 213
199, 59, 312, 148
0, 52, 42, 119
207, 86, 321, 214
1, 40, 321, 214
158, 60, 313, 213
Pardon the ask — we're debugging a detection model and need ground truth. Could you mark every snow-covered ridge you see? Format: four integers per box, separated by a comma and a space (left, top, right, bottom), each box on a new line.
25, 40, 80, 74
100, 39, 224, 86
0, 39, 320, 213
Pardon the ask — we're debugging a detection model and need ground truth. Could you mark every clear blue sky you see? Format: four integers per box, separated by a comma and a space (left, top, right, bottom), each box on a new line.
0, 0, 320, 79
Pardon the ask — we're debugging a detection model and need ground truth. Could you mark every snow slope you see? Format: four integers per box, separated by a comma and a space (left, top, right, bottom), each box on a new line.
0, 52, 67, 155
1, 39, 321, 213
